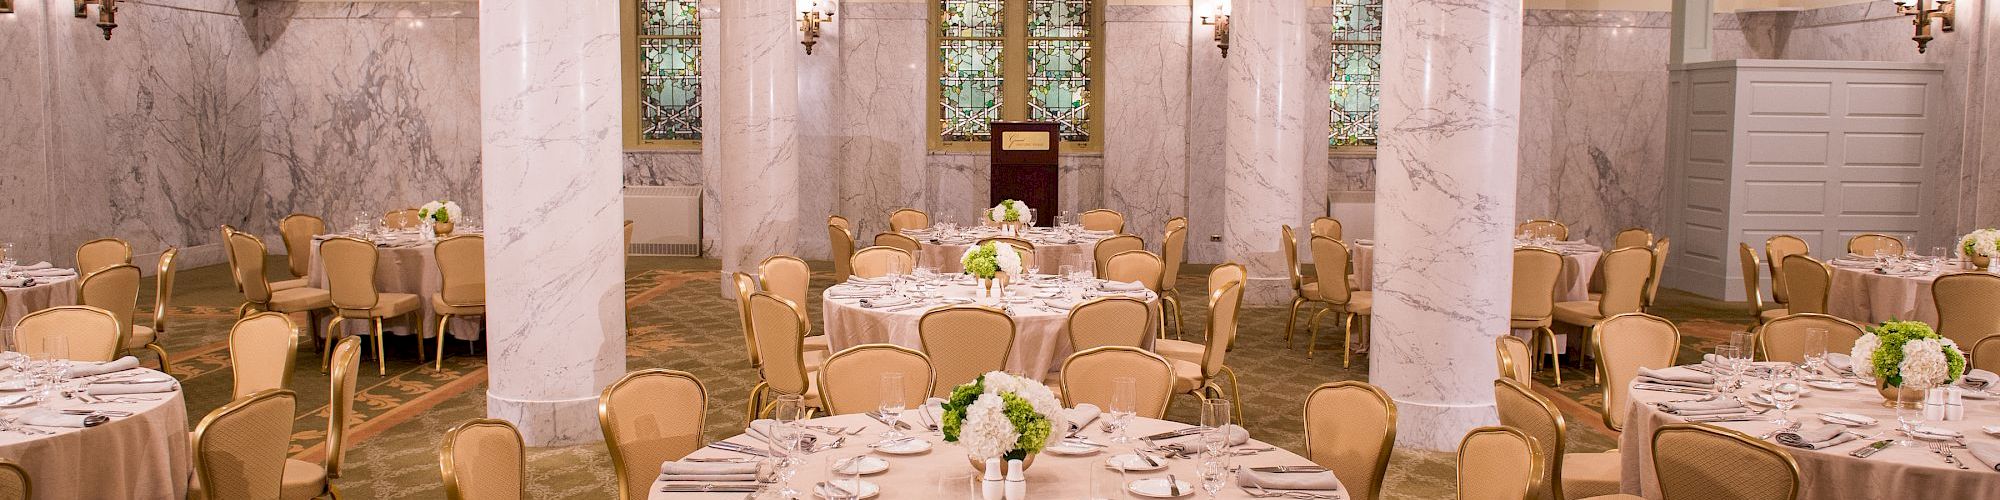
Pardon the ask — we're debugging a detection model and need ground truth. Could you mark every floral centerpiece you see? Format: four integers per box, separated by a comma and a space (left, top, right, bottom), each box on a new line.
940, 371, 1064, 470
987, 200, 1031, 234
1851, 320, 1967, 407
960, 242, 1024, 296
1960, 229, 2000, 270
418, 200, 464, 236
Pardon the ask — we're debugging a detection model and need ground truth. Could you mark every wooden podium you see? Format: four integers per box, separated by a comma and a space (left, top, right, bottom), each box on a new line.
989, 121, 1060, 226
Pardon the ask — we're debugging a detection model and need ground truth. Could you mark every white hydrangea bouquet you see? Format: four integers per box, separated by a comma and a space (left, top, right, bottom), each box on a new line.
940, 371, 1064, 469
960, 242, 1024, 297
1852, 320, 1966, 406
417, 200, 464, 236
1960, 228, 2000, 270
987, 199, 1031, 234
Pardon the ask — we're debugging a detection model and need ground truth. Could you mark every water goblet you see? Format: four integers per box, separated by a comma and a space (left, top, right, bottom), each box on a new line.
0, 242, 15, 270
1802, 328, 1829, 375
879, 373, 907, 439
824, 452, 866, 500
1769, 365, 1801, 425
767, 422, 805, 498
1200, 399, 1232, 451
1712, 345, 1741, 391
1108, 377, 1137, 444
1057, 265, 1074, 283
1197, 453, 1230, 499
1895, 384, 1930, 447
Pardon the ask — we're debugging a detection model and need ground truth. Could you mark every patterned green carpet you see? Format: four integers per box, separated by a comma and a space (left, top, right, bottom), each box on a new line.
143, 256, 1754, 498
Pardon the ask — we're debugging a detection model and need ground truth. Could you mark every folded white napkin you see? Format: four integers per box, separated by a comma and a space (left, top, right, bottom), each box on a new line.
13, 262, 51, 271
1237, 469, 1341, 491
1969, 442, 2000, 471
1161, 424, 1250, 454
1637, 367, 1714, 386
63, 356, 139, 378
1775, 425, 1856, 450
0, 277, 30, 288
22, 268, 74, 278
86, 381, 178, 395
659, 462, 763, 481
1657, 398, 1745, 416
1961, 369, 1998, 390
1100, 281, 1146, 292
1826, 353, 1854, 374
1063, 404, 1101, 431
1044, 298, 1080, 309
20, 412, 91, 428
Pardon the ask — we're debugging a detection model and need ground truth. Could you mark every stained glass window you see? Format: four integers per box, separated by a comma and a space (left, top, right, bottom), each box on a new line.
636, 0, 702, 143
936, 0, 1099, 146
1330, 0, 1381, 148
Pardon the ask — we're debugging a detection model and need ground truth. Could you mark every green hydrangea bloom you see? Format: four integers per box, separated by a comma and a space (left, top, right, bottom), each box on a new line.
962, 243, 1000, 279
1868, 320, 1965, 386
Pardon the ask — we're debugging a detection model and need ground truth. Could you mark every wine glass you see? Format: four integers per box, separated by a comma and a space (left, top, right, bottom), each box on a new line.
1198, 454, 1230, 499
0, 242, 15, 271
1108, 377, 1137, 444
879, 373, 907, 439
1712, 345, 1741, 391
1802, 328, 1829, 375
824, 452, 866, 500
767, 421, 805, 498
1769, 365, 1801, 425
1199, 399, 1232, 452
1895, 384, 1929, 447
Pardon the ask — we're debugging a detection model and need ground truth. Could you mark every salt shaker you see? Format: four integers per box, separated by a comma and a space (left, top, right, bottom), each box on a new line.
1923, 387, 1947, 422
1947, 386, 1967, 421
982, 458, 1005, 500
1004, 459, 1026, 500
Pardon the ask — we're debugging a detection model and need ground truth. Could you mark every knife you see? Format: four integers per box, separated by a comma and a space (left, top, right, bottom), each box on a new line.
661, 484, 764, 493
1250, 466, 1329, 473
1633, 384, 1714, 394
706, 441, 771, 457
1167, 474, 1181, 496
1143, 427, 1203, 441
1852, 439, 1893, 458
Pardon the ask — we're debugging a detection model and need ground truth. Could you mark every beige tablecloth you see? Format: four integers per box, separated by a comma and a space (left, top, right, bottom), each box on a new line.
1620, 365, 2000, 499
307, 234, 482, 341
905, 227, 1109, 275
653, 413, 1336, 499
1826, 262, 1965, 326
0, 367, 190, 499
821, 276, 1157, 381
2, 276, 78, 350
1353, 241, 1601, 301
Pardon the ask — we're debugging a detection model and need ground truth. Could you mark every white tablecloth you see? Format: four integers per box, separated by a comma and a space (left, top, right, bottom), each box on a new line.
1825, 261, 1971, 326
0, 367, 190, 499
652, 414, 1336, 499
307, 233, 482, 341
1352, 241, 1601, 301
2, 276, 78, 350
1620, 365, 2000, 500
821, 276, 1157, 381
904, 227, 1110, 275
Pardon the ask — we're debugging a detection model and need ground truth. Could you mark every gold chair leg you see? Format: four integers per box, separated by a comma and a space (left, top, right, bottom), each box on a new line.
1304, 308, 1331, 359
1539, 326, 1562, 386
1221, 365, 1244, 423
1164, 293, 1185, 340
1284, 298, 1304, 347
323, 316, 345, 373
144, 343, 172, 376
412, 313, 426, 363
373, 319, 387, 376
434, 313, 452, 371
1342, 312, 1356, 368
744, 382, 769, 428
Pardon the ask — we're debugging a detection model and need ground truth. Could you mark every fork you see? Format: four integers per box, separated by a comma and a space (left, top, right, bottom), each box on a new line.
1241, 485, 1344, 499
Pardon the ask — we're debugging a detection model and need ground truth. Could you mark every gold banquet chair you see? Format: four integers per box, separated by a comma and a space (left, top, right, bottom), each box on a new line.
1310, 217, 1343, 240
1068, 296, 1152, 351
888, 208, 931, 232
731, 273, 829, 369
1592, 313, 1681, 431
1456, 426, 1544, 500
1642, 237, 1672, 310
850, 246, 914, 279
1306, 236, 1372, 365
1105, 249, 1166, 337
431, 235, 487, 370
919, 306, 1016, 396
75, 237, 131, 274
1765, 235, 1810, 310
1061, 346, 1174, 419
1494, 336, 1534, 385
280, 214, 327, 279
1512, 247, 1563, 383
600, 369, 707, 500
1755, 313, 1863, 364
976, 236, 1037, 263
1168, 279, 1247, 422
189, 389, 295, 500
1650, 423, 1801, 500
1932, 272, 2000, 348
1303, 381, 1397, 500
0, 460, 26, 500
1847, 233, 1905, 257
1517, 220, 1569, 240
745, 292, 822, 424
1160, 221, 1189, 337
14, 306, 122, 361
440, 419, 526, 500
1092, 234, 1144, 279
78, 264, 170, 370
1280, 225, 1324, 346
304, 336, 365, 500
146, 247, 180, 374
228, 312, 299, 398
1495, 377, 1621, 500
1612, 227, 1654, 249
1778, 254, 1832, 315
1739, 243, 1787, 325
383, 208, 420, 230
817, 345, 935, 416
758, 255, 813, 312
1553, 246, 1652, 382
1158, 263, 1249, 364
876, 232, 923, 256
321, 236, 424, 375
1078, 209, 1126, 233
828, 216, 857, 280
226, 230, 331, 322
1975, 335, 2000, 371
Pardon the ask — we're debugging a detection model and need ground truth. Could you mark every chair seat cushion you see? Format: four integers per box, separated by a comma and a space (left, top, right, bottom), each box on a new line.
1509, 317, 1551, 329
804, 335, 832, 353
342, 293, 421, 319
271, 278, 308, 292
1331, 292, 1372, 315
268, 287, 332, 312
1561, 450, 1623, 498
431, 294, 485, 316
804, 350, 827, 372
1299, 282, 1323, 301
1169, 358, 1205, 393
1552, 301, 1604, 325
1153, 339, 1204, 364
1759, 308, 1790, 322
125, 325, 155, 348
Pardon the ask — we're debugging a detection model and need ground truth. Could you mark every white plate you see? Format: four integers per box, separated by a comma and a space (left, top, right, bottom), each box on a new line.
813, 479, 880, 499
1105, 453, 1168, 472
1806, 380, 1858, 391
830, 456, 890, 476
1817, 412, 1877, 426
871, 438, 932, 455
1043, 441, 1100, 456
1126, 478, 1195, 498
0, 394, 30, 408
1982, 425, 2000, 437
1757, 383, 1811, 396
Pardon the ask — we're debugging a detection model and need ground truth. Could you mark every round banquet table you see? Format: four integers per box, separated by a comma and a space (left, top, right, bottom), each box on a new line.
901, 226, 1114, 275
0, 367, 190, 499
652, 413, 1339, 499
821, 275, 1158, 382
2, 275, 79, 349
307, 231, 483, 341
1352, 240, 1602, 301
1619, 364, 2000, 500
1824, 257, 1983, 326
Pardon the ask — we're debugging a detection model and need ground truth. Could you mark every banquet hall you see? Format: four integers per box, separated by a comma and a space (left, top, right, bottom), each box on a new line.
4, 0, 2000, 498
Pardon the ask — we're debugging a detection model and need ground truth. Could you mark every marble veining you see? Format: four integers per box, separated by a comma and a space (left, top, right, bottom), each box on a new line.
831, 2, 928, 245
1104, 5, 1191, 251
713, 0, 803, 287
1221, 0, 1311, 305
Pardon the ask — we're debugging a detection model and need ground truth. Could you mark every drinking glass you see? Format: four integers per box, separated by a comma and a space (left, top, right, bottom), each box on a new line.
1712, 345, 1741, 391
1932, 246, 1949, 271
879, 373, 907, 439
1768, 365, 1801, 425
0, 242, 15, 270
1198, 454, 1230, 499
824, 453, 866, 500
1057, 265, 1074, 283
1089, 458, 1126, 500
1108, 377, 1137, 444
767, 422, 805, 498
1199, 399, 1232, 451
1896, 385, 1928, 447
1802, 328, 1829, 375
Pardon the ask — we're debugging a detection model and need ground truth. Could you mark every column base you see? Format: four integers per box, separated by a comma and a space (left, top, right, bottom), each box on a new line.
1389, 398, 1499, 451
487, 391, 605, 447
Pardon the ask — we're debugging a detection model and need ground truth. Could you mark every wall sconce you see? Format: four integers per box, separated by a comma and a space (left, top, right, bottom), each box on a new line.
1892, 0, 1953, 53
798, 0, 834, 55
75, 0, 119, 40
1200, 5, 1231, 58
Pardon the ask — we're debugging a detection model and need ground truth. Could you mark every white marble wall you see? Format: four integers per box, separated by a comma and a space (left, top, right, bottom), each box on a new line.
1373, 0, 1522, 450
1104, 5, 1191, 252
1518, 11, 1674, 245
478, 0, 627, 446
829, 2, 930, 245
1222, 0, 1313, 304
0, 0, 55, 263
712, 0, 803, 286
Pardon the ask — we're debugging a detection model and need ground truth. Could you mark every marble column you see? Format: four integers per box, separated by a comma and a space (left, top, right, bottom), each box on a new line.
478, 0, 627, 446
1369, 0, 1522, 450
713, 0, 803, 294
1221, 0, 1311, 305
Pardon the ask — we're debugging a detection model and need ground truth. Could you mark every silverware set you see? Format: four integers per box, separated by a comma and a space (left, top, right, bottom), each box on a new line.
1240, 485, 1346, 499
1931, 441, 1972, 470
